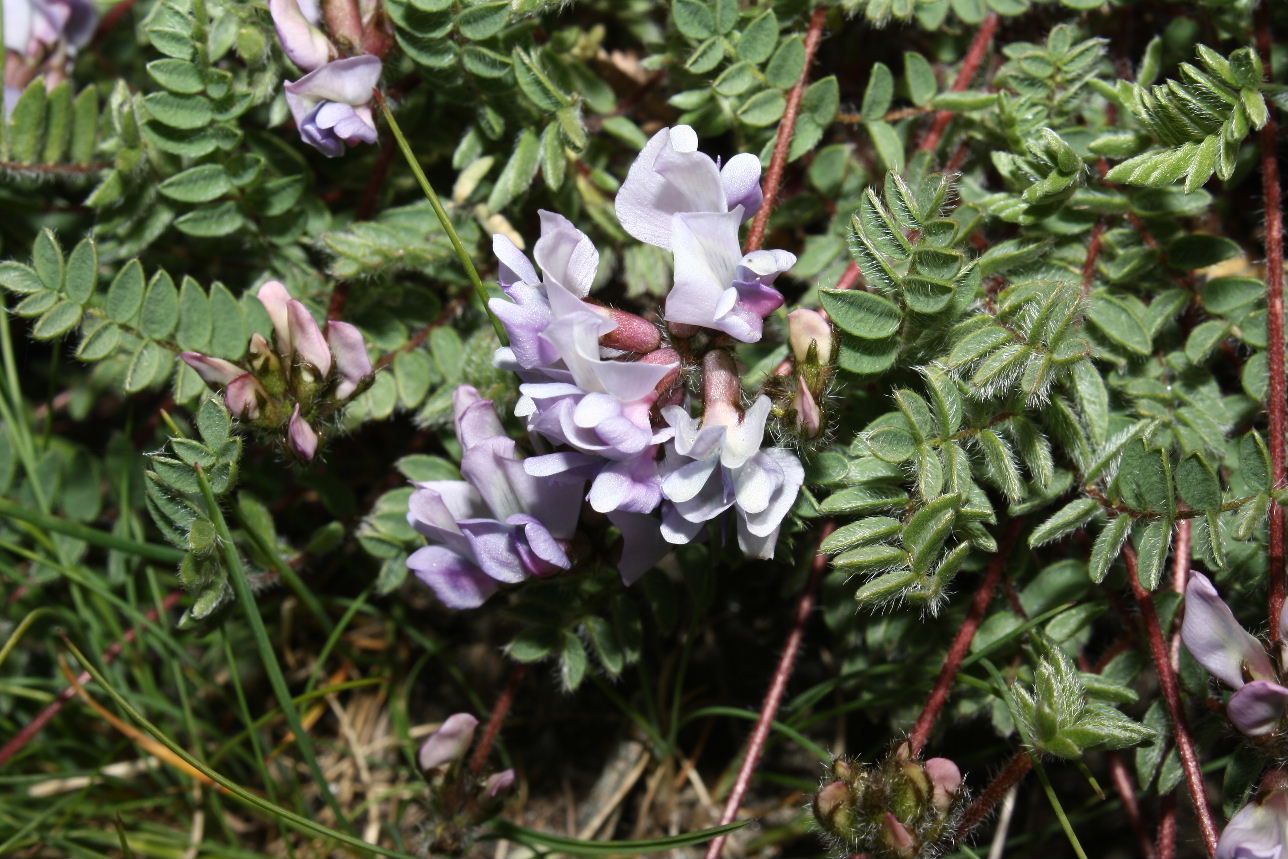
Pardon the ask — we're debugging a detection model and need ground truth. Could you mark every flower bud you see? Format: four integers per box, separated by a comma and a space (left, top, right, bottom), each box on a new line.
700, 349, 741, 428
597, 307, 661, 354
287, 299, 332, 378
484, 768, 515, 798
788, 309, 833, 366
269, 0, 335, 71
288, 404, 319, 461
925, 757, 962, 814
796, 378, 822, 438
418, 713, 478, 773
225, 373, 266, 420
880, 813, 919, 859
257, 281, 295, 359
247, 333, 288, 397
181, 352, 244, 387
812, 780, 856, 839
325, 320, 373, 400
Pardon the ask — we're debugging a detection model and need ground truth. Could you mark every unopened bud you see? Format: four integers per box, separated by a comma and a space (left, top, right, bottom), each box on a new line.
812, 780, 856, 838
926, 758, 962, 814
288, 404, 319, 461
701, 349, 741, 427
880, 813, 919, 859
181, 352, 244, 387
788, 309, 833, 365
598, 307, 661, 354
248, 333, 288, 397
418, 713, 478, 773
796, 378, 822, 438
225, 373, 266, 420
484, 768, 516, 798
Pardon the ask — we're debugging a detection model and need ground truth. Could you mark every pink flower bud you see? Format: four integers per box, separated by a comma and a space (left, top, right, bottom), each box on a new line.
598, 307, 661, 354
796, 378, 822, 438
181, 352, 244, 387
925, 757, 962, 813
700, 349, 741, 428
418, 713, 478, 772
881, 813, 918, 859
287, 299, 332, 377
225, 373, 265, 419
324, 320, 372, 399
484, 768, 516, 797
257, 281, 294, 359
812, 780, 856, 837
288, 404, 319, 460
788, 308, 833, 365
268, 0, 335, 72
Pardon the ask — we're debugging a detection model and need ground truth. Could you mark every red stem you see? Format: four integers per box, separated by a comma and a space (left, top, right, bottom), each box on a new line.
1157, 792, 1178, 859
1082, 219, 1105, 296
1257, 5, 1287, 637
833, 262, 862, 291
917, 12, 1000, 154
744, 6, 829, 253
469, 665, 524, 775
0, 590, 184, 769
1108, 750, 1156, 859
955, 750, 1032, 838
1123, 544, 1219, 857
704, 522, 834, 859
908, 519, 1023, 757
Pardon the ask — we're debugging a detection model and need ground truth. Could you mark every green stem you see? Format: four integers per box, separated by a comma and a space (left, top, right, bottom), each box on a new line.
61, 638, 408, 859
374, 91, 506, 343
1032, 757, 1088, 859
0, 497, 185, 564
192, 464, 354, 833
235, 508, 333, 635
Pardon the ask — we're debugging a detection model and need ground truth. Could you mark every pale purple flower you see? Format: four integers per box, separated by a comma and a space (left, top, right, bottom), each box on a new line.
181, 353, 244, 387
406, 386, 586, 610
665, 211, 793, 342
288, 404, 319, 460
225, 373, 266, 419
1218, 791, 1288, 859
659, 395, 804, 559
283, 55, 381, 158
418, 712, 477, 772
269, 0, 334, 71
5, 0, 96, 57
615, 125, 762, 250
484, 769, 516, 797
326, 321, 373, 399
1182, 572, 1288, 737
287, 298, 332, 377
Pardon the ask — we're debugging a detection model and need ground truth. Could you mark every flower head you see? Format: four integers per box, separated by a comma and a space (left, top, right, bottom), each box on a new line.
418, 713, 478, 773
284, 55, 382, 158
406, 386, 586, 609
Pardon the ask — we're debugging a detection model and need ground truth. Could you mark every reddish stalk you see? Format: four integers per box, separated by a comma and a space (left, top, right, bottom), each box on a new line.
1108, 750, 1156, 859
1168, 519, 1191, 668
744, 6, 829, 253
1157, 792, 1178, 859
0, 590, 184, 769
955, 750, 1033, 838
1257, 5, 1287, 636
833, 262, 862, 291
1124, 544, 1219, 857
704, 522, 834, 859
1082, 219, 1105, 296
907, 519, 1023, 757
917, 12, 1000, 154
469, 665, 523, 774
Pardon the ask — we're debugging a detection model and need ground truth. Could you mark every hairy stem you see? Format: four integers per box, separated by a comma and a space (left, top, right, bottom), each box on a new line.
1123, 544, 1218, 857
1256, 5, 1287, 637
744, 6, 829, 253
1108, 750, 1156, 859
955, 749, 1032, 838
469, 665, 523, 774
375, 91, 506, 343
908, 519, 1023, 757
917, 12, 1000, 154
703, 522, 834, 859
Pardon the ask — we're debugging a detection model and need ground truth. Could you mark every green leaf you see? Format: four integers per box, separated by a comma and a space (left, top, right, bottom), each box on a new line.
765, 34, 805, 89
174, 202, 247, 237
820, 289, 901, 339
70, 85, 98, 165
737, 10, 778, 64
147, 59, 206, 94
64, 239, 97, 305
861, 62, 894, 121
1166, 234, 1241, 270
393, 350, 434, 409
560, 632, 588, 691
1115, 439, 1174, 517
8, 81, 48, 163
1133, 519, 1172, 590
32, 299, 83, 340
905, 52, 937, 107
140, 271, 180, 339
42, 81, 72, 164
1088, 294, 1151, 355
126, 341, 171, 392
175, 277, 212, 351
820, 485, 909, 515
978, 429, 1024, 502
0, 262, 46, 295
197, 397, 232, 449
833, 543, 908, 571
714, 61, 759, 97
853, 569, 919, 604
142, 92, 214, 130
486, 128, 541, 211
1030, 498, 1100, 548
1176, 453, 1221, 512
32, 229, 64, 292
868, 121, 905, 172
159, 164, 233, 203
461, 45, 511, 78
672, 0, 714, 39
821, 517, 902, 554
685, 38, 724, 74
106, 260, 146, 323
1241, 431, 1271, 492
737, 89, 786, 127
76, 319, 123, 361
511, 48, 566, 112
208, 282, 247, 359
457, 1, 508, 39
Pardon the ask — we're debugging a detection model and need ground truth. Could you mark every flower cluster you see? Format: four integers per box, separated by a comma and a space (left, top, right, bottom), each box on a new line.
407, 126, 813, 609
415, 713, 515, 855
3, 0, 96, 113
182, 281, 373, 460
812, 745, 966, 859
269, 0, 389, 157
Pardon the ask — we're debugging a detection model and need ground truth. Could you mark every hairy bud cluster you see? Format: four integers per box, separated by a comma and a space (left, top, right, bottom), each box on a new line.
765, 308, 839, 445
413, 713, 515, 856
813, 745, 967, 859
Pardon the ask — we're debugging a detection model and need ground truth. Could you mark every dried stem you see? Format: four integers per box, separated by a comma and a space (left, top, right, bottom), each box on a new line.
744, 6, 829, 253
1123, 544, 1219, 857
469, 665, 523, 774
0, 590, 184, 769
908, 519, 1023, 757
917, 12, 1000, 154
955, 749, 1033, 839
1256, 4, 1287, 637
703, 522, 834, 859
